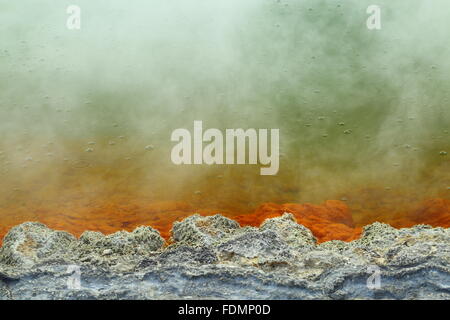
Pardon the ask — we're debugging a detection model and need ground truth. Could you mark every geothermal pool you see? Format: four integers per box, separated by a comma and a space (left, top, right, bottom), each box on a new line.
0, 0, 449, 244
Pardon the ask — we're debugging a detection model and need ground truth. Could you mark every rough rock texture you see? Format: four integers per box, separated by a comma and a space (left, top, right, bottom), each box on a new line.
0, 213, 448, 300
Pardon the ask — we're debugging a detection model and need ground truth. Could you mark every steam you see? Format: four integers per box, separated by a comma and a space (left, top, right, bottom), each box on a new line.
0, 0, 449, 217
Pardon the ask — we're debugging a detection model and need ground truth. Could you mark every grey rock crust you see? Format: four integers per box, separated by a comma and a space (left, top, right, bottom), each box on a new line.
0, 213, 448, 300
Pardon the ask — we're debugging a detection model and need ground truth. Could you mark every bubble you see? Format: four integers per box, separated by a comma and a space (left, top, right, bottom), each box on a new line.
87, 141, 96, 145
338, 122, 345, 126
343, 129, 352, 134
145, 145, 154, 151
71, 159, 90, 169
85, 148, 94, 153
109, 141, 116, 146
439, 151, 448, 156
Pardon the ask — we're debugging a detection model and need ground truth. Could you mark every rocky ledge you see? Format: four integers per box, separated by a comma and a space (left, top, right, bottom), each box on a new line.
0, 213, 449, 300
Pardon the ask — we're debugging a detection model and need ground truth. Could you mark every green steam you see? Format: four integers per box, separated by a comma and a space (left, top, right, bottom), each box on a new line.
0, 0, 448, 213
